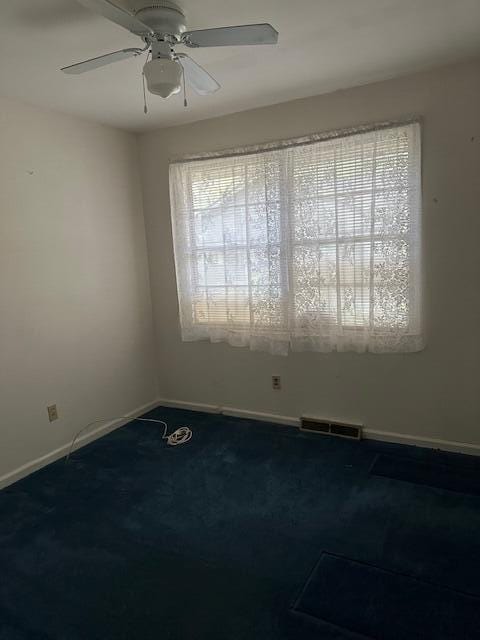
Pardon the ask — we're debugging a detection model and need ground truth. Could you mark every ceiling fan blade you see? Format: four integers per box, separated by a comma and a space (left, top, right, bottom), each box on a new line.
182, 23, 278, 48
177, 54, 220, 95
76, 0, 152, 36
61, 48, 144, 75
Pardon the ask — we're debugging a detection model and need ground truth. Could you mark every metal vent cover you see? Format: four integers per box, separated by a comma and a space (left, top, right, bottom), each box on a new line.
300, 417, 362, 440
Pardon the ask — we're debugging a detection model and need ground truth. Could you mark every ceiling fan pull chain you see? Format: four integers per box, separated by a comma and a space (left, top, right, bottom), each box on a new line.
182, 62, 188, 108
143, 70, 149, 114
142, 50, 151, 114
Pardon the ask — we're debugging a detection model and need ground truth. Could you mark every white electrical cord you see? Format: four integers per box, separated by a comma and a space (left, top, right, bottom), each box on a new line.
66, 417, 192, 462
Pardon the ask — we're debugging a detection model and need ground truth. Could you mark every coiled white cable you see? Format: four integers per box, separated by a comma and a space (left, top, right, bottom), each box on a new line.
66, 417, 192, 462
165, 425, 192, 446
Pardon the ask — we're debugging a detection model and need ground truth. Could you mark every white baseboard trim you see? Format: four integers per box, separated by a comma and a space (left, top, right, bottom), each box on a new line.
156, 398, 221, 414
154, 399, 296, 425
0, 399, 161, 491
156, 399, 480, 456
221, 406, 299, 427
362, 427, 480, 456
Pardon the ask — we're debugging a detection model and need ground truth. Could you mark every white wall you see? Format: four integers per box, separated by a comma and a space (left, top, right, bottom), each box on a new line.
0, 98, 158, 482
139, 57, 480, 448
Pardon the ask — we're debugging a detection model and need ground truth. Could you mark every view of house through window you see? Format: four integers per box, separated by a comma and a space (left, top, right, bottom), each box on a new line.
169, 122, 423, 355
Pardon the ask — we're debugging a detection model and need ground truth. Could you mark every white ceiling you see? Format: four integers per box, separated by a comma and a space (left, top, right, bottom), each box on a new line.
1, 0, 480, 133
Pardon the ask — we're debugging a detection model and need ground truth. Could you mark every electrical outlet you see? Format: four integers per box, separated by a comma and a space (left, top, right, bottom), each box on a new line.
47, 404, 58, 423
272, 376, 281, 390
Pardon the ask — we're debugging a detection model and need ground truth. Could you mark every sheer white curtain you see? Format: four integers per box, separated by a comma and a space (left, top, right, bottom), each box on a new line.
169, 122, 423, 356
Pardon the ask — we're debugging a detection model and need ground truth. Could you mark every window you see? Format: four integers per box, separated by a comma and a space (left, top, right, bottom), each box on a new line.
169, 122, 423, 355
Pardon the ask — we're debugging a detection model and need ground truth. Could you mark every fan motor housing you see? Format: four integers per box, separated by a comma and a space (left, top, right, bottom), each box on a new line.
135, 3, 186, 37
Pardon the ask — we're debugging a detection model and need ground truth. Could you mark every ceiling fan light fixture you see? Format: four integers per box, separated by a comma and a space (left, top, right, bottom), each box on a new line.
63, 2, 279, 102
143, 58, 182, 98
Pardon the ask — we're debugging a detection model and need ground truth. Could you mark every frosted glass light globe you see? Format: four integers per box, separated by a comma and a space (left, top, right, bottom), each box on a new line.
143, 58, 182, 99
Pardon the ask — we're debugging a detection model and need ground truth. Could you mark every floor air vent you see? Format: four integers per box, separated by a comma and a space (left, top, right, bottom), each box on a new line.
300, 417, 362, 440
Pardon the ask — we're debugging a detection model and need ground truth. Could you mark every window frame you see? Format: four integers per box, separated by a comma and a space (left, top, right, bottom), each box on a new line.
169, 119, 423, 354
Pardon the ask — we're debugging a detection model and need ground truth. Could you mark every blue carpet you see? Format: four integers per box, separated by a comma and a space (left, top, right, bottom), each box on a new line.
1, 406, 480, 639
371, 453, 480, 496
292, 552, 480, 639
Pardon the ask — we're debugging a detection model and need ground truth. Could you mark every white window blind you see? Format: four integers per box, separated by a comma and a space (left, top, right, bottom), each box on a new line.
169, 122, 423, 355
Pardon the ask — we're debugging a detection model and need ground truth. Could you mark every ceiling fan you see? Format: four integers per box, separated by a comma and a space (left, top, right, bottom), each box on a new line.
61, 1, 279, 101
